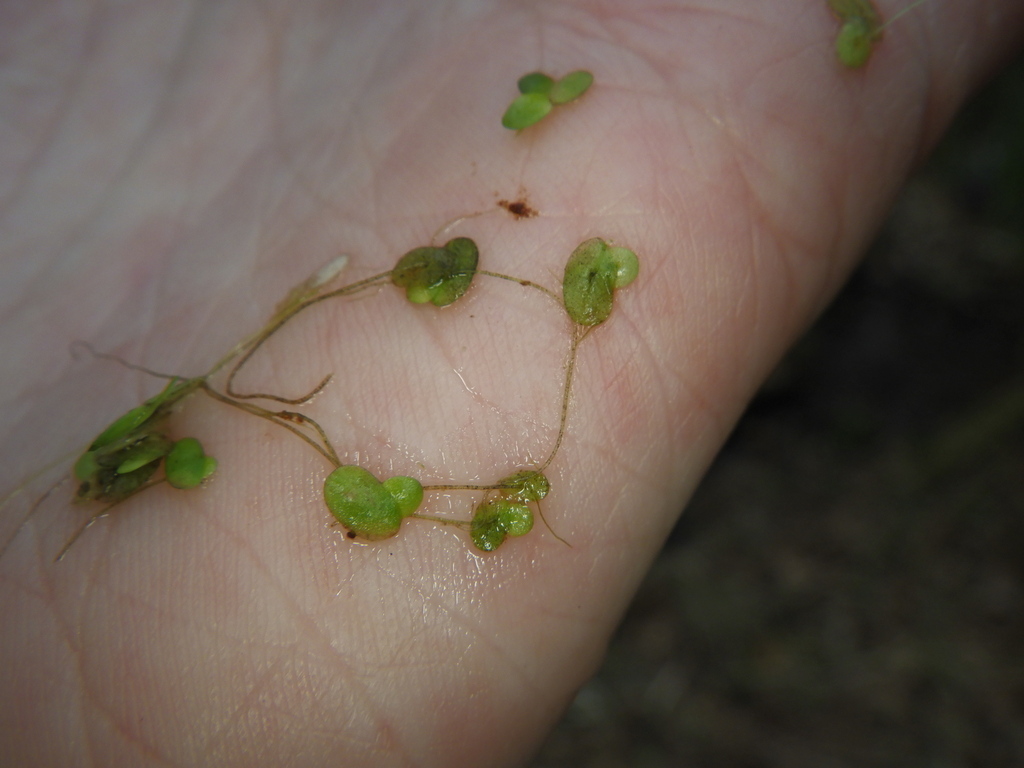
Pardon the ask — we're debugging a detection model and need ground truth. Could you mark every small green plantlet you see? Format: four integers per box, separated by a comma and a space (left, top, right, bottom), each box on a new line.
454, 470, 548, 552
6, 220, 644, 562
498, 469, 550, 504
828, 0, 882, 67
323, 465, 424, 541
58, 430, 195, 562
165, 437, 218, 490
562, 238, 640, 326
502, 70, 594, 130
835, 15, 877, 67
6, 250, 439, 561
73, 377, 203, 504
41, 326, 338, 559
471, 498, 534, 552
75, 432, 173, 503
54, 379, 333, 561
827, 0, 930, 68
48, 372, 228, 560
391, 237, 480, 307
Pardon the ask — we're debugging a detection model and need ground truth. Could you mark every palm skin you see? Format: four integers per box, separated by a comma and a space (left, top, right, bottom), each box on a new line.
1, 2, 1022, 766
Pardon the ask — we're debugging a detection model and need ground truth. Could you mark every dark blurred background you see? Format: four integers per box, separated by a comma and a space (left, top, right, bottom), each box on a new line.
533, 53, 1024, 768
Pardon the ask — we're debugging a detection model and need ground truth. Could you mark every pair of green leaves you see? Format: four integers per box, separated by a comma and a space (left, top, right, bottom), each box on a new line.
74, 378, 217, 504
323, 466, 424, 541
562, 238, 640, 326
502, 70, 594, 131
470, 470, 549, 552
392, 237, 479, 307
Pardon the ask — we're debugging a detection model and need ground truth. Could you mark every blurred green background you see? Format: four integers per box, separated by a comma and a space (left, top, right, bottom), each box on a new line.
533, 52, 1024, 768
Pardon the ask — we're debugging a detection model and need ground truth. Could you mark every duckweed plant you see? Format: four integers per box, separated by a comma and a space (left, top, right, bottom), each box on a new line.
1, 63, 640, 560
502, 70, 594, 130
306, 234, 640, 552
826, 0, 931, 68
0, 228, 640, 561
2, 18, 944, 560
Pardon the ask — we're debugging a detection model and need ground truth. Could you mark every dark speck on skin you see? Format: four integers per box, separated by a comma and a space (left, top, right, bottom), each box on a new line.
498, 199, 537, 219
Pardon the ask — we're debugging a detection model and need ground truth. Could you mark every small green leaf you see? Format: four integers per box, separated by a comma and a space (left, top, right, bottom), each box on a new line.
499, 503, 533, 538
90, 403, 159, 451
501, 92, 553, 130
562, 238, 640, 326
471, 499, 510, 552
404, 282, 434, 304
165, 437, 218, 489
517, 72, 554, 95
607, 247, 640, 288
471, 499, 533, 551
549, 70, 593, 105
116, 434, 174, 475
835, 17, 877, 67
827, 0, 882, 68
324, 466, 405, 541
382, 475, 424, 517
563, 238, 613, 326
391, 238, 479, 307
440, 237, 480, 306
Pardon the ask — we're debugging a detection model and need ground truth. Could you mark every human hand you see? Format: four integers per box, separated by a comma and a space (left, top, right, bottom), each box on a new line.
2, 2, 1022, 766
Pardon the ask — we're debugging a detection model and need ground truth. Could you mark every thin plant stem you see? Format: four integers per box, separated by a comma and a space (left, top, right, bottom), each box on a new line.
409, 513, 470, 529
199, 384, 340, 468
224, 271, 392, 401
477, 270, 560, 303
540, 324, 590, 472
